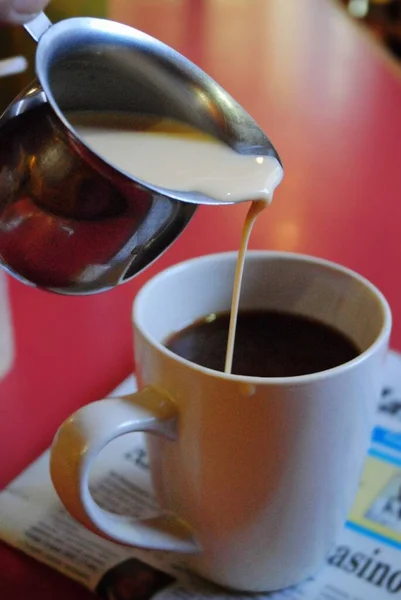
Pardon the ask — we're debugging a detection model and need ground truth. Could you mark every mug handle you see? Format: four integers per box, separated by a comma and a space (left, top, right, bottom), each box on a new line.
50, 386, 200, 553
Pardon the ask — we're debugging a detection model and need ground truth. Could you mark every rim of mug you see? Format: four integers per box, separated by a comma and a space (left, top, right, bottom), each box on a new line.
133, 251, 392, 386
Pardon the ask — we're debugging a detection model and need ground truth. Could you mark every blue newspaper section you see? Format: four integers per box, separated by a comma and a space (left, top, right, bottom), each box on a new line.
310, 365, 401, 599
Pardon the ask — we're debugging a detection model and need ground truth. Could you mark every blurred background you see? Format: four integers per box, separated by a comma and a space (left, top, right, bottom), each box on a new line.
338, 0, 401, 59
3, 0, 401, 115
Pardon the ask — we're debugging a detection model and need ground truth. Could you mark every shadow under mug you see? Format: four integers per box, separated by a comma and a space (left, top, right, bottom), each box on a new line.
50, 251, 391, 592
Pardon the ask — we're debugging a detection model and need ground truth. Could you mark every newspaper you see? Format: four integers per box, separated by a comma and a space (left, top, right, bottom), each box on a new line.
1, 352, 401, 600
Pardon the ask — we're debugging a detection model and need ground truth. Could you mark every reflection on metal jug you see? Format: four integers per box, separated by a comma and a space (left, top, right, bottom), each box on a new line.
0, 14, 281, 295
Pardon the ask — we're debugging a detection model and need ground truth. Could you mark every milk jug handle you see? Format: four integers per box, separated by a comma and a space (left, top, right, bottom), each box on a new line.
24, 12, 52, 42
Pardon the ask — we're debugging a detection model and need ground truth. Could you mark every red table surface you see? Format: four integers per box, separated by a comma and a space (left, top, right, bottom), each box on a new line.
2, 0, 401, 597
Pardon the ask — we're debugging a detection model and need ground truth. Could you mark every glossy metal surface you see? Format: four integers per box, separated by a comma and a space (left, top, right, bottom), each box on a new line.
0, 14, 280, 294
2, 0, 401, 598
0, 83, 196, 294
35, 15, 282, 178
23, 12, 52, 42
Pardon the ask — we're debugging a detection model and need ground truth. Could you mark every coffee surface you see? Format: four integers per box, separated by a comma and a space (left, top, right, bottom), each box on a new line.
165, 310, 360, 377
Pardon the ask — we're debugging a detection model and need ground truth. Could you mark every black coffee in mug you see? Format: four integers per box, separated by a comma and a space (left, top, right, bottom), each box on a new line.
165, 310, 360, 377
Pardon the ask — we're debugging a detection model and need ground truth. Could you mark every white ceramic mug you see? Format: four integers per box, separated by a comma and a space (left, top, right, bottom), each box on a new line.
50, 251, 391, 592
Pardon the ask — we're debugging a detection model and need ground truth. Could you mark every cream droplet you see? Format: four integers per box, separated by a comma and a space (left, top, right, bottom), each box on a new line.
240, 382, 256, 397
